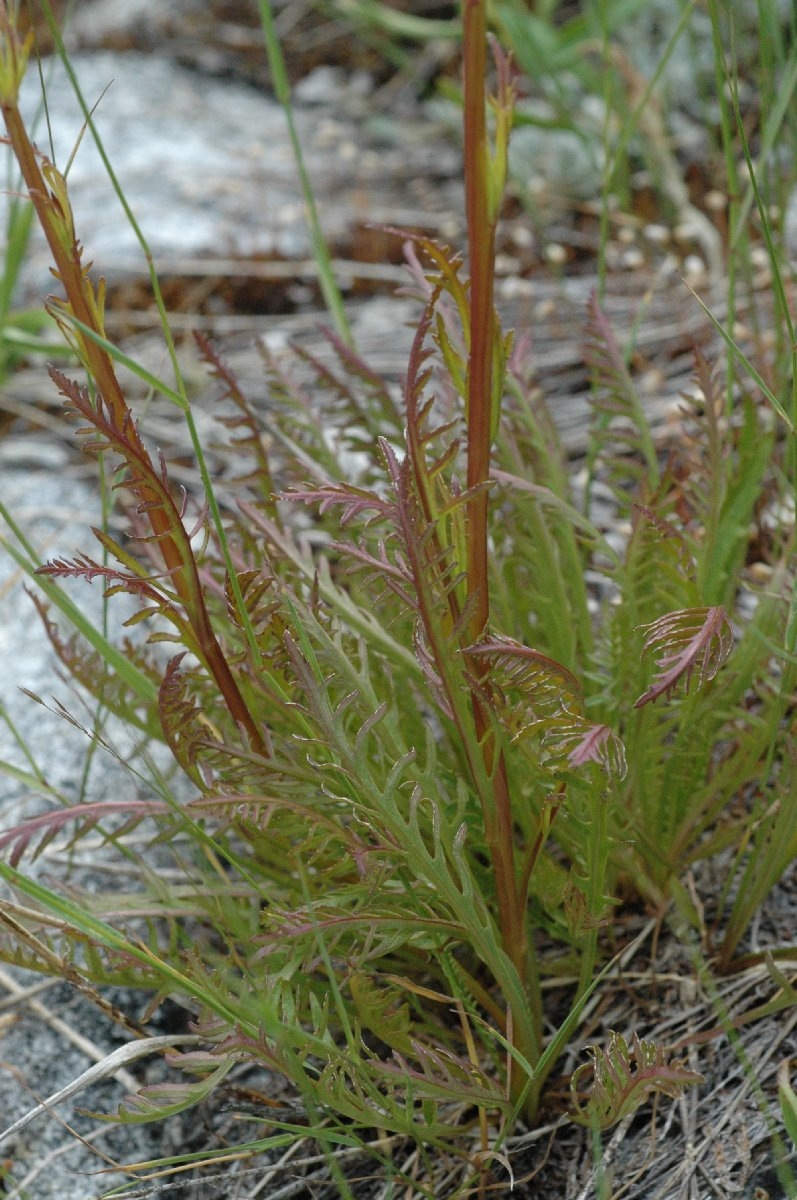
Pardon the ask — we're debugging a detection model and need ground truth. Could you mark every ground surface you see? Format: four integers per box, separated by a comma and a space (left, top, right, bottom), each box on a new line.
1, 3, 796, 1198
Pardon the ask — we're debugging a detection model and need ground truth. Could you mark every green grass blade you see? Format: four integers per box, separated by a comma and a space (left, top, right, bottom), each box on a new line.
256, 0, 353, 347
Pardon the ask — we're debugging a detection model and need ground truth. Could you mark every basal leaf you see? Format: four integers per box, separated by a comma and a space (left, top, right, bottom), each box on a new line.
114, 1053, 236, 1124
350, 970, 415, 1056
570, 1031, 703, 1129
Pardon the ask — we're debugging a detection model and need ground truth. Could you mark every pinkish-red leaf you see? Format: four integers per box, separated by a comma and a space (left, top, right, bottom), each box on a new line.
562, 720, 627, 778
634, 606, 733, 708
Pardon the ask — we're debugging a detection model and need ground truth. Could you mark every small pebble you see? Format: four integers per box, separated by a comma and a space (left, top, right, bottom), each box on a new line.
747, 562, 774, 584
511, 225, 534, 249
620, 247, 645, 270
704, 189, 727, 211
499, 276, 534, 300
544, 243, 568, 265
495, 253, 521, 275
682, 254, 706, 282
643, 223, 667, 243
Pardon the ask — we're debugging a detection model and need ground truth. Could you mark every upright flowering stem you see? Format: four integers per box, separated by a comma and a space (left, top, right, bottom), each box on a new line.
0, 7, 268, 758
463, 0, 494, 637
461, 2, 540, 1110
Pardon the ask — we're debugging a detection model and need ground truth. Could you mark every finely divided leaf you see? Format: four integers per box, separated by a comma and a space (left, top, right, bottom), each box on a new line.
350, 970, 415, 1056
570, 1031, 703, 1129
158, 655, 212, 782
463, 633, 581, 733
555, 718, 627, 779
584, 293, 659, 490
115, 1052, 235, 1124
0, 800, 168, 868
634, 606, 733, 708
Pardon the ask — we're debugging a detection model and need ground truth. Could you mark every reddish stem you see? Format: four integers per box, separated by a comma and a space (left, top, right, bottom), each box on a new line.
462, 0, 495, 646
0, 93, 268, 757
461, 0, 538, 1100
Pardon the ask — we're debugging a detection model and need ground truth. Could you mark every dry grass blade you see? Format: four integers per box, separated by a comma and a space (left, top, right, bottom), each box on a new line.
0, 1035, 202, 1148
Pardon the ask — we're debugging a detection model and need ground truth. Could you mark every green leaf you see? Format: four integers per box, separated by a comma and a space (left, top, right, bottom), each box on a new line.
570, 1031, 703, 1129
113, 1052, 235, 1124
350, 971, 415, 1056
779, 1061, 797, 1150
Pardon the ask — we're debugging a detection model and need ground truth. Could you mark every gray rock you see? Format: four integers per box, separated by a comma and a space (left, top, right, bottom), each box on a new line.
0, 462, 188, 1198
9, 52, 312, 293
3, 48, 459, 309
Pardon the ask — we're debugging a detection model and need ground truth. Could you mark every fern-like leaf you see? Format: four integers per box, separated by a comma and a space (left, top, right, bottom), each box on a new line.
584, 293, 659, 496
116, 1050, 236, 1124
37, 545, 181, 624
552, 718, 627, 779
464, 634, 584, 748
286, 481, 394, 527
194, 329, 277, 498
0, 799, 169, 868
570, 1031, 703, 1129
349, 970, 415, 1056
465, 635, 581, 710
379, 1040, 510, 1111
634, 605, 733, 708
26, 590, 163, 734
224, 569, 276, 630
158, 655, 215, 783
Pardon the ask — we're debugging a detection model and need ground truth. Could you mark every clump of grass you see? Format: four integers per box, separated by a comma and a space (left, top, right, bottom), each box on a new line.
0, 0, 796, 1194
